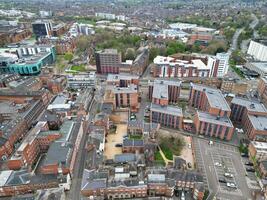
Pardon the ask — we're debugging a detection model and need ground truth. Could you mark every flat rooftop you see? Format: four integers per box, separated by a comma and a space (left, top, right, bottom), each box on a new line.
197, 111, 233, 127
107, 73, 139, 82
248, 115, 267, 131
231, 97, 267, 113
97, 49, 118, 54
250, 141, 267, 150
151, 103, 183, 117
191, 83, 231, 112
112, 84, 138, 93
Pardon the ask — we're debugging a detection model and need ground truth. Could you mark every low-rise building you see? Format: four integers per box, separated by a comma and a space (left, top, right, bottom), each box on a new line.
220, 78, 248, 95
122, 139, 144, 153
67, 72, 95, 89
258, 77, 267, 105
107, 74, 139, 87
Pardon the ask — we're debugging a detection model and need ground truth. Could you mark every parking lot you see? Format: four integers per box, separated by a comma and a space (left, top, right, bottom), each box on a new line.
193, 138, 254, 200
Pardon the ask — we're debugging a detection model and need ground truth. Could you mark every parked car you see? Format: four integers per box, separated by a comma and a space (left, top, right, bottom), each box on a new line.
226, 182, 237, 189
215, 162, 222, 167
246, 167, 255, 172
245, 161, 253, 166
224, 173, 234, 178
241, 153, 248, 157
219, 178, 227, 183
187, 162, 192, 168
115, 143, 122, 147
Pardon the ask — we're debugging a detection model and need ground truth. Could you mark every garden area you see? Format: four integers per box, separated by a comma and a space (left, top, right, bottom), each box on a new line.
70, 64, 87, 72
159, 136, 185, 160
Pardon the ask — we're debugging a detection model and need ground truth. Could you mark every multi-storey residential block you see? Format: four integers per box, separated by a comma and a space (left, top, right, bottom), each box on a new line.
107, 74, 139, 87
189, 83, 231, 117
215, 53, 230, 77
149, 80, 181, 106
150, 103, 183, 129
194, 111, 234, 141
0, 28, 31, 46
230, 97, 267, 140
220, 78, 248, 95
258, 77, 267, 105
153, 55, 220, 78
105, 84, 139, 111
249, 141, 267, 161
95, 49, 122, 74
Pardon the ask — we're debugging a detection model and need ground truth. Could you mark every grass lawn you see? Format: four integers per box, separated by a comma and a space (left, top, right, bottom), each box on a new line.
159, 136, 185, 160
154, 150, 165, 166
160, 143, 173, 160
70, 65, 87, 72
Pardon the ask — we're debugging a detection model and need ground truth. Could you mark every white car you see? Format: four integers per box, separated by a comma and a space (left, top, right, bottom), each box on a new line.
188, 144, 192, 149
209, 140, 214, 145
226, 182, 237, 188
224, 173, 234, 178
215, 162, 222, 167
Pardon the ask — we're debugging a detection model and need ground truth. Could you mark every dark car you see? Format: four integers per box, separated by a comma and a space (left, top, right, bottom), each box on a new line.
115, 143, 122, 147
241, 153, 248, 157
246, 167, 255, 172
219, 178, 227, 183
245, 161, 253, 166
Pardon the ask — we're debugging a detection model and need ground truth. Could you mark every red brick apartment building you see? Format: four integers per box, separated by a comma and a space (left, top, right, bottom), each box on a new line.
189, 83, 234, 140
105, 84, 139, 111
189, 83, 231, 117
148, 80, 181, 106
95, 49, 122, 74
107, 74, 139, 87
258, 77, 267, 105
150, 103, 183, 129
0, 99, 45, 161
230, 97, 267, 140
194, 111, 234, 140
0, 28, 31, 46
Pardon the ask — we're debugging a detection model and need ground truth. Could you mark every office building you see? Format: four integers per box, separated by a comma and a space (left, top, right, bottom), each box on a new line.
67, 72, 96, 89
247, 40, 267, 61
32, 20, 53, 38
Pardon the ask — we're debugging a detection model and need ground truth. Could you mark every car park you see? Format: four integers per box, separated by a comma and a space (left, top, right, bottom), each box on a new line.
215, 162, 222, 167
241, 153, 248, 157
219, 178, 227, 183
246, 167, 255, 172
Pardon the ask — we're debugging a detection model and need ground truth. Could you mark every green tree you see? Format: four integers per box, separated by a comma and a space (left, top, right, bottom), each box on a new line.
125, 48, 136, 60
77, 36, 90, 52
149, 47, 160, 62
64, 53, 73, 62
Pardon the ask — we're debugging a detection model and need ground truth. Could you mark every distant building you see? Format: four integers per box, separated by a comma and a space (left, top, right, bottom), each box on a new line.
67, 72, 96, 89
246, 62, 267, 77
247, 40, 267, 62
32, 20, 53, 38
258, 77, 267, 105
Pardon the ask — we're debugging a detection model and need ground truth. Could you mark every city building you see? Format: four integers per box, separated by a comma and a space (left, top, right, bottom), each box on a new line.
189, 83, 231, 117
230, 97, 267, 140
122, 139, 144, 153
220, 78, 248, 95
188, 32, 213, 46
258, 77, 267, 105
32, 20, 53, 38
246, 62, 267, 77
67, 72, 96, 89
47, 76, 66, 94
0, 45, 56, 75
153, 55, 220, 78
216, 53, 230, 77
0, 28, 31, 46
105, 84, 139, 111
149, 80, 181, 106
150, 103, 183, 129
95, 49, 121, 74
107, 74, 139, 87
247, 40, 267, 62
194, 111, 234, 141
131, 47, 149, 76
249, 141, 267, 161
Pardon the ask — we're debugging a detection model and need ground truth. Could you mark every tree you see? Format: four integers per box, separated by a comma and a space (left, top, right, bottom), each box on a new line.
125, 48, 136, 60
64, 53, 73, 62
77, 36, 90, 52
149, 47, 160, 62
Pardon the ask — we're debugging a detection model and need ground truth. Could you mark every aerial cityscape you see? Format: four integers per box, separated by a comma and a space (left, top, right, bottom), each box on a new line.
0, 0, 267, 200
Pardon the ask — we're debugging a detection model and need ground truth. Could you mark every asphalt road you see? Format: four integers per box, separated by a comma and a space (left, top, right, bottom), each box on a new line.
193, 137, 253, 200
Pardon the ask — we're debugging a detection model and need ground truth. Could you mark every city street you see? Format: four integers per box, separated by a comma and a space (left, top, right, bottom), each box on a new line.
193, 138, 253, 200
